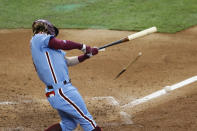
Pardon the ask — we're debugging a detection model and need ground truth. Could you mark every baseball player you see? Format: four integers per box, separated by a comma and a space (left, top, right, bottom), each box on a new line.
30, 19, 102, 131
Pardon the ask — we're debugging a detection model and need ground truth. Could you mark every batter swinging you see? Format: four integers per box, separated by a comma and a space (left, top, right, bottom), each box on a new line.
30, 19, 102, 131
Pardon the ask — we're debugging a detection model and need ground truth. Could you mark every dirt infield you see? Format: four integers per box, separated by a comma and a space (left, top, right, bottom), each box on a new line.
0, 27, 197, 131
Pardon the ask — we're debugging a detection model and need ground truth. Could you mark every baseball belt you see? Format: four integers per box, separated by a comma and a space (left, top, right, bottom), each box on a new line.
47, 79, 71, 90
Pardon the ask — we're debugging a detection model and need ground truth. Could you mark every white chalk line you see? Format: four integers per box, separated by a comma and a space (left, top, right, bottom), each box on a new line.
0, 99, 48, 105
0, 101, 18, 105
122, 75, 197, 109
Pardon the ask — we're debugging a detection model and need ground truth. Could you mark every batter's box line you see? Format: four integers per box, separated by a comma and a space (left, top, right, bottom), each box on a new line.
122, 75, 197, 109
88, 75, 197, 109
0, 98, 48, 105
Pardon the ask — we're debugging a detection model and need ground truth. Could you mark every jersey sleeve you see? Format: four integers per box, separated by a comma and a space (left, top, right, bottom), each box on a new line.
43, 35, 54, 48
31, 34, 53, 50
48, 37, 83, 50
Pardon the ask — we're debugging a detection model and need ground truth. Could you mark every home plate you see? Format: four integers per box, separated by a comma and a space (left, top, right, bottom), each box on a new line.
85, 96, 133, 126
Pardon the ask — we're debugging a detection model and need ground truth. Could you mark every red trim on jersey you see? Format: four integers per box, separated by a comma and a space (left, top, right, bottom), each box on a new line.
45, 52, 57, 83
58, 88, 96, 128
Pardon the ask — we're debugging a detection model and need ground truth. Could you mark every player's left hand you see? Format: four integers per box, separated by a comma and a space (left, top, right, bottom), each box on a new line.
86, 47, 98, 57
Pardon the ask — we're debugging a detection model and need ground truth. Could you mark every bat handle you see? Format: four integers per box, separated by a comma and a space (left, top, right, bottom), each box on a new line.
98, 46, 106, 50
98, 37, 129, 50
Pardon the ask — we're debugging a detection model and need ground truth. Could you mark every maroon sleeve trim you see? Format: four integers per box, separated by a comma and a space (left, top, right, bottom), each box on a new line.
48, 37, 83, 50
78, 54, 90, 62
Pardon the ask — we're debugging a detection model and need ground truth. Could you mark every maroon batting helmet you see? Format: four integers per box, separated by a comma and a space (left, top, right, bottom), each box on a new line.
32, 19, 59, 37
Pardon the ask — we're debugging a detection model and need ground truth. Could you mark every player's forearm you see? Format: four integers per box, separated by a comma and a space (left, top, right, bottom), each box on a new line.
66, 55, 89, 66
49, 37, 83, 50
65, 56, 80, 66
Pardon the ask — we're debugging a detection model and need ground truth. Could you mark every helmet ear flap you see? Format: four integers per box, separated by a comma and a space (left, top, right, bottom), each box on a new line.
47, 24, 59, 37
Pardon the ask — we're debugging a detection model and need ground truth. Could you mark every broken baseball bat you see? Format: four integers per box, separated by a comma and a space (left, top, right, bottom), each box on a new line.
114, 52, 142, 79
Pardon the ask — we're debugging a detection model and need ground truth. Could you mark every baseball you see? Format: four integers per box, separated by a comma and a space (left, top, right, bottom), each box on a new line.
138, 52, 142, 56
164, 86, 171, 93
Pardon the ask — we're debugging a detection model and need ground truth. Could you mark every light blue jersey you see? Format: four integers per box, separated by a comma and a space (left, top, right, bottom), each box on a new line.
31, 34, 72, 90
30, 34, 97, 131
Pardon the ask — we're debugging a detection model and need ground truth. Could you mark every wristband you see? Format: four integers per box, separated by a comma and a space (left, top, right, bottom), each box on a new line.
78, 54, 90, 62
81, 44, 86, 53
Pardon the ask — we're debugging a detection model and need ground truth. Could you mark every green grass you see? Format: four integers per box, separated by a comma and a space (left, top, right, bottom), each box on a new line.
0, 0, 197, 33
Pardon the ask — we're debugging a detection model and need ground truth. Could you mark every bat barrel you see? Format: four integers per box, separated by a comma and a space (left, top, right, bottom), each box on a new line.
128, 27, 157, 40
98, 27, 157, 50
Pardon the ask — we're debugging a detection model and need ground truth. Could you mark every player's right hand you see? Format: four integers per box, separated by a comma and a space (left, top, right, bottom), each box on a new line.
91, 47, 98, 55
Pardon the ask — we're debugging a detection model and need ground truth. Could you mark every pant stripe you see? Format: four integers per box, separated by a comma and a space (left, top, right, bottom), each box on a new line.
58, 88, 96, 128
